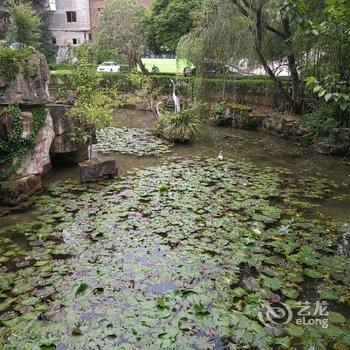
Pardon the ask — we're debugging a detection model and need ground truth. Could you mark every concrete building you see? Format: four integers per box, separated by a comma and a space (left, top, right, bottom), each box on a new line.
50, 0, 91, 47
89, 0, 152, 40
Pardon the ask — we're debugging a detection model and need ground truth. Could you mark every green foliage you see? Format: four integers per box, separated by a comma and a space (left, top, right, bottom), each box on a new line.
38, 41, 57, 64
306, 76, 350, 115
67, 55, 121, 159
97, 0, 147, 71
49, 61, 76, 72
153, 104, 201, 143
75, 42, 123, 65
145, 0, 199, 54
210, 101, 225, 120
177, 0, 254, 72
0, 46, 32, 80
6, 3, 41, 48
0, 104, 46, 183
302, 105, 350, 154
49, 70, 286, 107
68, 89, 118, 130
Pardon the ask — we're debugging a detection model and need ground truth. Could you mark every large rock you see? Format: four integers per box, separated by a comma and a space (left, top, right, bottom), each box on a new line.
15, 111, 55, 178
50, 133, 79, 153
49, 104, 80, 135
51, 148, 88, 165
0, 175, 42, 206
0, 53, 50, 105
262, 114, 305, 140
0, 109, 35, 139
49, 104, 89, 164
232, 112, 267, 130
78, 158, 117, 183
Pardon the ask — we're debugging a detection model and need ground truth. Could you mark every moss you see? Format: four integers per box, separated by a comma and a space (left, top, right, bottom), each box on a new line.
226, 103, 253, 112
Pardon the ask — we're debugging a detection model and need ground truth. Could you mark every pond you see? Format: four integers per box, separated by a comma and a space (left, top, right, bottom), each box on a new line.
0, 109, 349, 349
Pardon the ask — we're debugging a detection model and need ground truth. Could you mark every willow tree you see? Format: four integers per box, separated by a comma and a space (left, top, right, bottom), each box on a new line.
178, 0, 310, 113
177, 0, 256, 100
97, 0, 149, 74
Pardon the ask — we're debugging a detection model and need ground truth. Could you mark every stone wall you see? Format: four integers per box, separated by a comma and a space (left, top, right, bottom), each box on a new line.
210, 104, 306, 141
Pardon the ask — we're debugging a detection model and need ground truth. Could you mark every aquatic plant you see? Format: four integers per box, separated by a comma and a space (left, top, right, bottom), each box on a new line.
94, 127, 172, 156
153, 105, 201, 143
0, 158, 349, 349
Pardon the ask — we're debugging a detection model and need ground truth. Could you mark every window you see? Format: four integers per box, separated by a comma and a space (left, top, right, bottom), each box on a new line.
72, 38, 77, 45
88, 33, 92, 41
66, 11, 76, 22
52, 37, 56, 44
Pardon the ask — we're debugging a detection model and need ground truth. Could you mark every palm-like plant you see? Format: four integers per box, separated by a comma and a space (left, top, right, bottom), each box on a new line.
153, 105, 201, 143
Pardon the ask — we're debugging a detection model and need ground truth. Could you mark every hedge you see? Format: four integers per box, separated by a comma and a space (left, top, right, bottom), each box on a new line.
49, 71, 291, 108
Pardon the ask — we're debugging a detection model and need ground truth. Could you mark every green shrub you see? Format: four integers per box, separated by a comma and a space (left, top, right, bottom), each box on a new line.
38, 41, 58, 64
49, 61, 76, 71
302, 105, 350, 154
210, 102, 225, 120
153, 105, 201, 143
67, 55, 121, 161
0, 46, 32, 80
6, 3, 41, 48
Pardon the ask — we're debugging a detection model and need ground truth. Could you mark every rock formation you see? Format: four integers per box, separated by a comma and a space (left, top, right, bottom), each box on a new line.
49, 104, 88, 164
0, 53, 53, 206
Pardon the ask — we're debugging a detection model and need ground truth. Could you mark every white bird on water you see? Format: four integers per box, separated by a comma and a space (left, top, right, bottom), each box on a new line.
218, 150, 224, 160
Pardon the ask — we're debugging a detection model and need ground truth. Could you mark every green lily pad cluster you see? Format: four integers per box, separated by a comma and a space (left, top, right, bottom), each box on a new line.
93, 127, 172, 156
0, 158, 349, 349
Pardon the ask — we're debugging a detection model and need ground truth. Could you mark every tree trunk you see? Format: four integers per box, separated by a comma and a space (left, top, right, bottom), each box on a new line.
137, 57, 149, 75
287, 54, 302, 114
282, 16, 302, 114
89, 131, 93, 162
254, 4, 297, 112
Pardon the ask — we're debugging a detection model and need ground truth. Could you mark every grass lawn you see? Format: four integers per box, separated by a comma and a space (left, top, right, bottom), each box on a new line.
140, 58, 194, 74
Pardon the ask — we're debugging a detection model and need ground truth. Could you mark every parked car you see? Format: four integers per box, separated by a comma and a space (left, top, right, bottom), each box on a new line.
97, 61, 120, 73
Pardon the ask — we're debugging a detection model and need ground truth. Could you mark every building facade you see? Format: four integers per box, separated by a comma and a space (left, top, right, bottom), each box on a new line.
49, 0, 151, 47
50, 0, 91, 47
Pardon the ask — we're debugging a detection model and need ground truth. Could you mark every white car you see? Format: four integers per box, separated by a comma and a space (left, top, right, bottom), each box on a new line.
97, 61, 120, 73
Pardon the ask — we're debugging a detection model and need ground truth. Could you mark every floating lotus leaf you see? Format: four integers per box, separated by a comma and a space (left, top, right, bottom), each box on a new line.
0, 158, 348, 349
93, 127, 172, 156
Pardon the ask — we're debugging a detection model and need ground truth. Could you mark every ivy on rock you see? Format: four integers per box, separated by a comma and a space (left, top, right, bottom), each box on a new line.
0, 104, 47, 183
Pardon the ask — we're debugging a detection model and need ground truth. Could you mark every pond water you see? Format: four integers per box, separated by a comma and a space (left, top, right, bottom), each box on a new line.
108, 109, 349, 221
0, 109, 349, 349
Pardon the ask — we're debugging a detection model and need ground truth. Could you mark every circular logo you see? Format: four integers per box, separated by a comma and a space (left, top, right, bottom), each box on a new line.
258, 301, 293, 327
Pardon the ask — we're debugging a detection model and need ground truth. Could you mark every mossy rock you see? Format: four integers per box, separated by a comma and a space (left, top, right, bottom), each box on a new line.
226, 103, 253, 113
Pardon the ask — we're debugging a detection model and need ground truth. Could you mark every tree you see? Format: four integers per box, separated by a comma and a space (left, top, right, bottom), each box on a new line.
290, 0, 350, 121
178, 0, 328, 114
225, 0, 305, 114
145, 0, 199, 55
6, 2, 41, 47
68, 52, 120, 161
97, 0, 149, 74
0, 7, 10, 40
